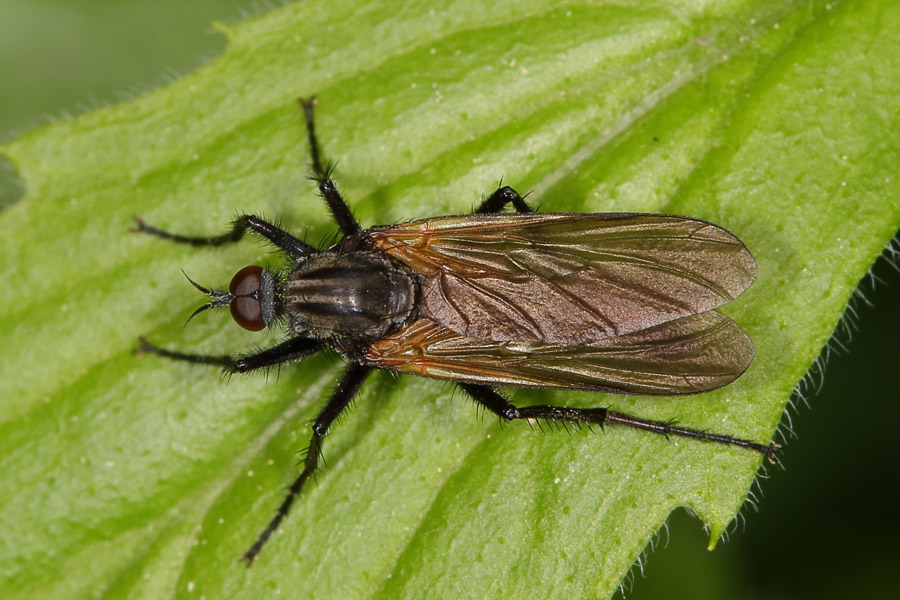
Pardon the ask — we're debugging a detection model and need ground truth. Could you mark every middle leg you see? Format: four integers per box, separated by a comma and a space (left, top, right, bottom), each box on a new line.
241, 362, 373, 564
299, 97, 361, 237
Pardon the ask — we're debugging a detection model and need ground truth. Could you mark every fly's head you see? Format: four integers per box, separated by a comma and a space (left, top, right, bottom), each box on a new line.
184, 265, 280, 331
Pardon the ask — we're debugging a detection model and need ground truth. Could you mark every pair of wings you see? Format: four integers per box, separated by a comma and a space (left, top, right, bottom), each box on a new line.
364, 213, 757, 395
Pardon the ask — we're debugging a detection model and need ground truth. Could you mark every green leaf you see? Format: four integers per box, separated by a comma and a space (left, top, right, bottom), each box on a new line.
2, 1, 898, 598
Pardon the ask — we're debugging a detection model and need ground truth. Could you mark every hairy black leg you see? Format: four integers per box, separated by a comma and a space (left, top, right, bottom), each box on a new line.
299, 97, 361, 237
475, 185, 533, 214
138, 336, 321, 374
458, 383, 780, 464
241, 362, 373, 565
133, 214, 315, 259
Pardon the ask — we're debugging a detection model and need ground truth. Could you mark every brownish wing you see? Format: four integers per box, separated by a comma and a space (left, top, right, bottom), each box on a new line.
365, 312, 754, 396
368, 213, 756, 344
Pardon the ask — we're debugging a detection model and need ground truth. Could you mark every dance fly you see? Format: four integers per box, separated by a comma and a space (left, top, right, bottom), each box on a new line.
135, 98, 778, 564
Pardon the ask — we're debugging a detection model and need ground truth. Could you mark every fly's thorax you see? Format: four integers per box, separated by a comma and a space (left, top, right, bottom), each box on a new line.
284, 250, 420, 344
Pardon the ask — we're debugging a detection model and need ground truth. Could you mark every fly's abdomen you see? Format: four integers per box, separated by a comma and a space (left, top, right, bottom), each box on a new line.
285, 251, 419, 342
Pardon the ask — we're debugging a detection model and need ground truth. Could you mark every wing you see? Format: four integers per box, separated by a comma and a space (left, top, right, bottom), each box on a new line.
365, 311, 754, 396
367, 213, 757, 343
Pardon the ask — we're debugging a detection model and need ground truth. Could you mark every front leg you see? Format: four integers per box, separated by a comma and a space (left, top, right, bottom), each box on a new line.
138, 336, 321, 374
133, 214, 315, 259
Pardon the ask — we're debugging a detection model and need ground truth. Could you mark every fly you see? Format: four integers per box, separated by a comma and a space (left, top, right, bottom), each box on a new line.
135, 98, 779, 565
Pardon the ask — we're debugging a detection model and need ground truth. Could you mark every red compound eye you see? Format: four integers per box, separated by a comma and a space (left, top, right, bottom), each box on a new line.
229, 265, 264, 331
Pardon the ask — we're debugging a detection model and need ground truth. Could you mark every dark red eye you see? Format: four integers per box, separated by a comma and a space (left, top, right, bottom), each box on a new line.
229, 265, 264, 331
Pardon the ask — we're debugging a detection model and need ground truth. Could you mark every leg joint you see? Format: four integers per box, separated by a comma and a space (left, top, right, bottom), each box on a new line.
319, 179, 337, 194
501, 406, 520, 421
496, 186, 519, 202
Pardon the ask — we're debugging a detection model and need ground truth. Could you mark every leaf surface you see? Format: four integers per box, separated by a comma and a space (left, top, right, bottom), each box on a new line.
2, 1, 899, 598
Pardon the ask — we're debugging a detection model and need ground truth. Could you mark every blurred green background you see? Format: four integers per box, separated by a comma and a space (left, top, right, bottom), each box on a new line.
1, 2, 897, 598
